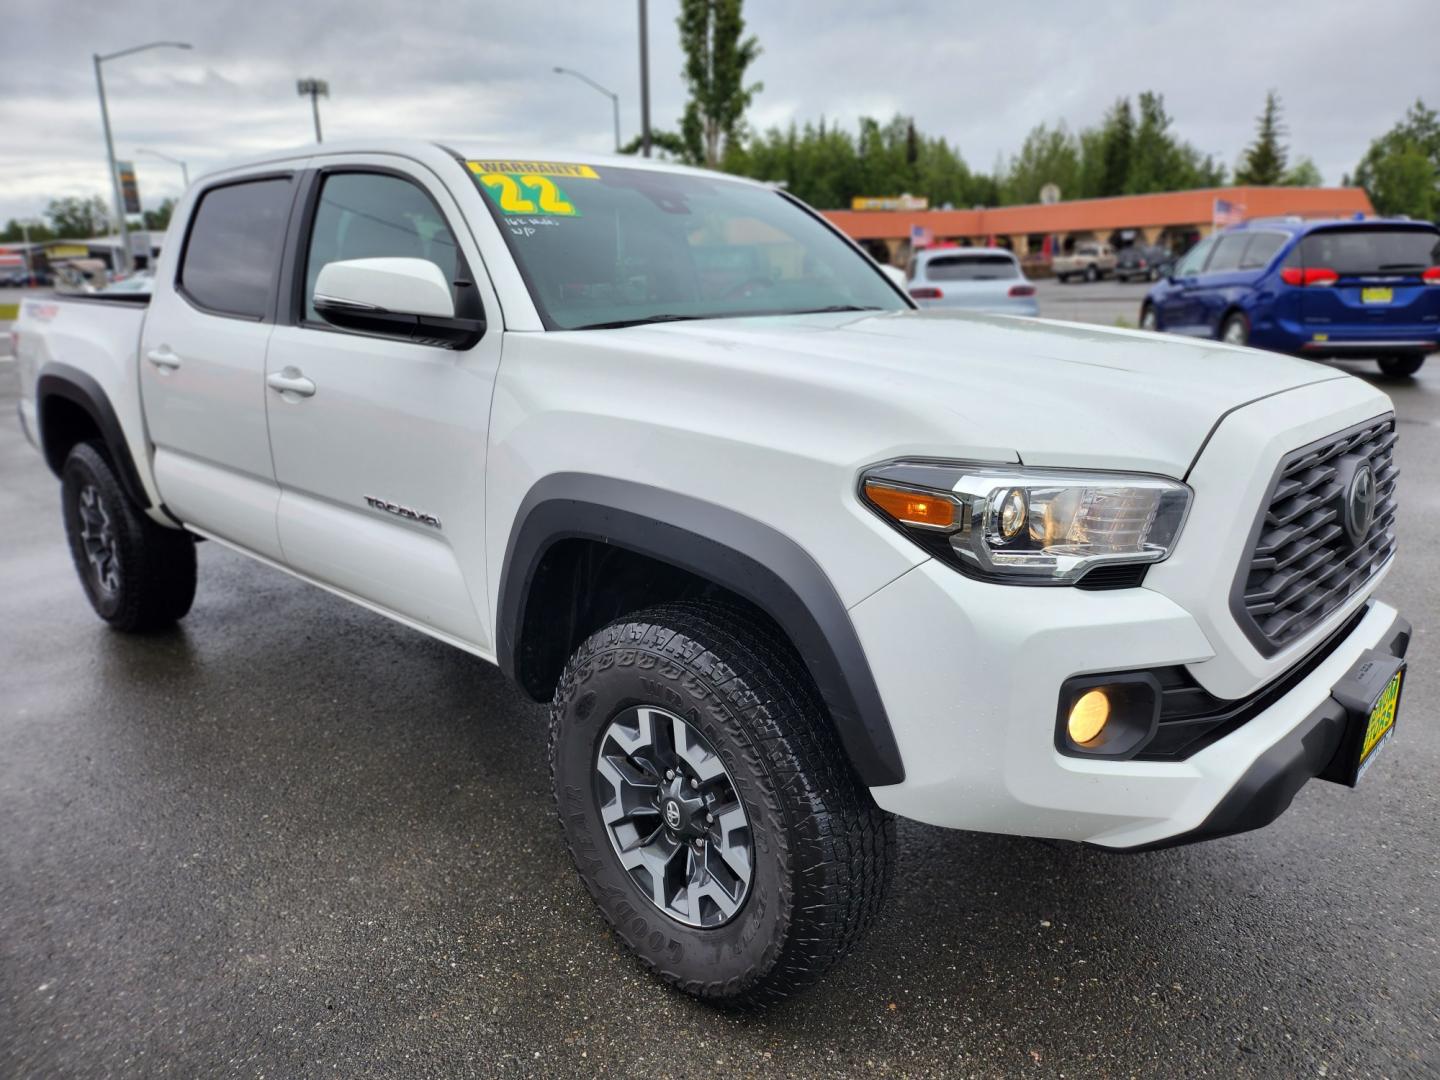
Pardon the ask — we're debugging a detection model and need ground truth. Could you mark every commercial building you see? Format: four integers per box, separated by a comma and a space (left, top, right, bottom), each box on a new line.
823, 185, 1376, 266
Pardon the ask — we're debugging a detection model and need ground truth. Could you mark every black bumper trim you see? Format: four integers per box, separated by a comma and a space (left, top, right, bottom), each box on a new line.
1100, 613, 1411, 853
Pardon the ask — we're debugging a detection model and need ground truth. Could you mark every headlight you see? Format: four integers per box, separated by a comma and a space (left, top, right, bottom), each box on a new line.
861, 461, 1191, 585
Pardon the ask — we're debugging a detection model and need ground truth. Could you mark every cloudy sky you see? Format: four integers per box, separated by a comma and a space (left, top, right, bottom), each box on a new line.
2, 1, 1435, 225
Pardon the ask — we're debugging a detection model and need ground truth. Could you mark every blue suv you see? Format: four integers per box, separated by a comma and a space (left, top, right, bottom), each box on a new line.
1140, 217, 1440, 377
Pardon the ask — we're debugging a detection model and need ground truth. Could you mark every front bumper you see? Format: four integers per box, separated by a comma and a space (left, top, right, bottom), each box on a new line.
850, 558, 1406, 848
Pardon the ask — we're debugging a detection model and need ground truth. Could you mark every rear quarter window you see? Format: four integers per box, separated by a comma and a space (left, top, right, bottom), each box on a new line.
178, 177, 294, 319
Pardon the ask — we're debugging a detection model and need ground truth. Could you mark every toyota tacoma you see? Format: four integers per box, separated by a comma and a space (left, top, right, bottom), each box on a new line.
14, 141, 1409, 1007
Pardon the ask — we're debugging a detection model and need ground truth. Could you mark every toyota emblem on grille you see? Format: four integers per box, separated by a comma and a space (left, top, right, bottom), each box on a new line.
1343, 462, 1377, 547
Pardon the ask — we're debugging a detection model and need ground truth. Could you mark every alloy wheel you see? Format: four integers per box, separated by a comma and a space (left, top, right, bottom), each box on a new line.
77, 484, 121, 595
594, 705, 753, 928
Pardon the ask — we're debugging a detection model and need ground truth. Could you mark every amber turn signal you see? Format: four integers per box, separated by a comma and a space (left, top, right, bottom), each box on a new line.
864, 481, 957, 529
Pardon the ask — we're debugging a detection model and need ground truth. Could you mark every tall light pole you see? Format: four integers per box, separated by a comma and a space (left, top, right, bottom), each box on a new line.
94, 40, 192, 274
297, 79, 329, 143
553, 67, 621, 152
136, 147, 190, 188
18, 218, 41, 286
638, 0, 652, 157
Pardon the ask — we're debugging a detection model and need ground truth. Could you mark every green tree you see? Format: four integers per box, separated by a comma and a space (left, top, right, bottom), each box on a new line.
1354, 99, 1440, 218
142, 198, 175, 231
1281, 156, 1323, 187
1234, 91, 1288, 185
1125, 92, 1186, 193
45, 195, 111, 238
1001, 122, 1080, 204
676, 0, 763, 167
1, 218, 56, 243
1098, 97, 1135, 196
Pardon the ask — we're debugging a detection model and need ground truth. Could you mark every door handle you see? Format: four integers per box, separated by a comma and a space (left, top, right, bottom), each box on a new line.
146, 347, 181, 370
266, 369, 317, 398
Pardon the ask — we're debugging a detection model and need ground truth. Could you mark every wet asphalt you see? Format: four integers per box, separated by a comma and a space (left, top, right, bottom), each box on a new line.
1, 349, 1437, 1079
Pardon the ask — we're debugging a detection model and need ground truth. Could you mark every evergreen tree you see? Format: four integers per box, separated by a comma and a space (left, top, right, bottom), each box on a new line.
1234, 91, 1289, 186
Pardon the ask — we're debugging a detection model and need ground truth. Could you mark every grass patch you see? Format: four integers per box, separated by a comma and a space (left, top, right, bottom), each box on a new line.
1113, 315, 1136, 330
0, 303, 19, 321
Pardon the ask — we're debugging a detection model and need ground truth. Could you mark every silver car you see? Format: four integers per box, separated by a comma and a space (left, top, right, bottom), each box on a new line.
906, 247, 1039, 315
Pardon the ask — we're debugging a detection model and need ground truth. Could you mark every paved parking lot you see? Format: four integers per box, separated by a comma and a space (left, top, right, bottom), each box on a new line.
1, 301, 1437, 1077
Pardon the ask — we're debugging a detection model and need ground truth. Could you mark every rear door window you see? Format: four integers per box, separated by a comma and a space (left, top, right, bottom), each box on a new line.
923, 254, 1019, 281
178, 177, 294, 319
1203, 234, 1249, 274
1292, 227, 1440, 275
1239, 232, 1286, 270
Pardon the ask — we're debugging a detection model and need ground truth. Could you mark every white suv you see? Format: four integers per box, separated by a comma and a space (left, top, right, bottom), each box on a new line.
15, 142, 1409, 1007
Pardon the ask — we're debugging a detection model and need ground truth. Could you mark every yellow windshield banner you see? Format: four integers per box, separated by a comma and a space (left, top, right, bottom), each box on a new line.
467, 161, 599, 180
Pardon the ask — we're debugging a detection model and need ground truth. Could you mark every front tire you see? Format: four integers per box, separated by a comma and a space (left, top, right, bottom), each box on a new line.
1140, 304, 1159, 332
550, 600, 895, 1008
61, 442, 196, 631
1378, 355, 1424, 378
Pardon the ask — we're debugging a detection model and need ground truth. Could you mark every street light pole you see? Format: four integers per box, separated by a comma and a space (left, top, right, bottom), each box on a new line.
297, 79, 329, 143
553, 67, 621, 152
136, 148, 190, 188
638, 0, 652, 157
19, 219, 37, 286
93, 41, 192, 275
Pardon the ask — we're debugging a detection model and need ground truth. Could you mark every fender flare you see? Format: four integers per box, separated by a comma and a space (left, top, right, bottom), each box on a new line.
36, 361, 151, 510
498, 474, 905, 787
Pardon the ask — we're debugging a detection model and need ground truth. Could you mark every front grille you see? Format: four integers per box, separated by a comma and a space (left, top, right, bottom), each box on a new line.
1233, 415, 1397, 655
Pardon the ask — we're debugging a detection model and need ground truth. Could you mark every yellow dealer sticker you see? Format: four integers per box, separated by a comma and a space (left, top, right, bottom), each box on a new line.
468, 161, 597, 218
468, 161, 599, 180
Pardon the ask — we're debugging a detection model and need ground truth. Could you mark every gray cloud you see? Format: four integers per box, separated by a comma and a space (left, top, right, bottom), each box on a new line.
2, 0, 1435, 223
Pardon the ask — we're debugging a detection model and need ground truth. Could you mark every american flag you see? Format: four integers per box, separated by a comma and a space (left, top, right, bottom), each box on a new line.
910, 223, 933, 249
1213, 197, 1247, 229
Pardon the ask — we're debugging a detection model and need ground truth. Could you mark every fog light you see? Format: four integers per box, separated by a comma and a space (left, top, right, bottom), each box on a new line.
1067, 689, 1110, 744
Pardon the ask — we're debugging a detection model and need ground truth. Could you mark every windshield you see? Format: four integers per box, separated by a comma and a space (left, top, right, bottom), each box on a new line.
466, 160, 907, 329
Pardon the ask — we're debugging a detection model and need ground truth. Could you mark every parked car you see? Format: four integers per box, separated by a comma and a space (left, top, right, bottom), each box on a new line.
1115, 243, 1173, 282
1052, 241, 1116, 282
906, 247, 1038, 315
1140, 218, 1440, 377
16, 142, 1409, 1007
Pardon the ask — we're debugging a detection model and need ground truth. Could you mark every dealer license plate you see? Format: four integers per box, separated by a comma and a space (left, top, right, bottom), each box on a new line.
1355, 668, 1402, 782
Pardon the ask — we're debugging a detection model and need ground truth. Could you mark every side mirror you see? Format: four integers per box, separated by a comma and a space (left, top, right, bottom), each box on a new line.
313, 257, 485, 349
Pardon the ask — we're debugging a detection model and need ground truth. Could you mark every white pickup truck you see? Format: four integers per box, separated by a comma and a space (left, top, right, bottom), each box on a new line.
15, 141, 1409, 1007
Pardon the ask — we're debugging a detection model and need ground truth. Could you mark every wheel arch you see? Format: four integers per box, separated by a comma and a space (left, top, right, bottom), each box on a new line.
36, 362, 151, 510
497, 474, 905, 787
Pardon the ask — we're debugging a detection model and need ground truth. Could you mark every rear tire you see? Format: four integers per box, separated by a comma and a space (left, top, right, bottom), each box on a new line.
1084, 264, 1098, 283
1378, 355, 1424, 378
550, 600, 895, 1008
1220, 312, 1250, 346
61, 442, 196, 631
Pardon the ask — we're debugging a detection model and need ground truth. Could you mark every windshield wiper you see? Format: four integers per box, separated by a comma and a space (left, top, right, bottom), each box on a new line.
570, 313, 713, 331
1378, 262, 1427, 271
789, 305, 884, 315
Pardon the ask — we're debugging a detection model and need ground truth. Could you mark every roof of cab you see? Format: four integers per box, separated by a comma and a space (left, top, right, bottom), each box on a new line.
196, 138, 762, 187
1230, 215, 1438, 236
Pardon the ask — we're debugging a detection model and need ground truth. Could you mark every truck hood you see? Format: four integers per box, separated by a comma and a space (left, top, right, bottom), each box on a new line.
591, 309, 1349, 477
